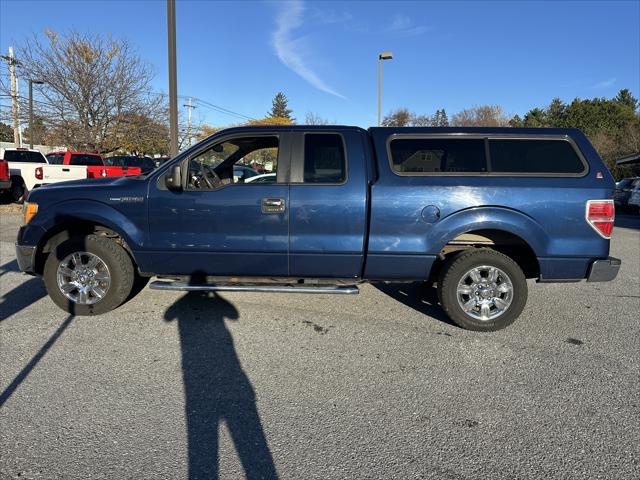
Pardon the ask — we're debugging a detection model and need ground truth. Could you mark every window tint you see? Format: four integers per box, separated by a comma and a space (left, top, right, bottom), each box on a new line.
3, 150, 44, 163
28, 151, 45, 163
489, 139, 584, 174
303, 134, 346, 183
70, 154, 103, 166
46, 154, 63, 164
390, 138, 487, 174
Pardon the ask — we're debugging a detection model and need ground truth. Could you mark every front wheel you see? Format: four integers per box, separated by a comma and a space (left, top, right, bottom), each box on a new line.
43, 234, 135, 315
437, 248, 528, 331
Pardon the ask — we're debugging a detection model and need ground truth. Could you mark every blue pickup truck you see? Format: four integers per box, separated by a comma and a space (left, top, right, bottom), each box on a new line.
16, 126, 620, 331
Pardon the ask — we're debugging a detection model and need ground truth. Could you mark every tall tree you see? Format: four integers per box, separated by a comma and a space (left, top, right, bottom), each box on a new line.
432, 109, 449, 127
615, 88, 638, 111
11, 29, 161, 152
267, 92, 293, 120
0, 122, 12, 142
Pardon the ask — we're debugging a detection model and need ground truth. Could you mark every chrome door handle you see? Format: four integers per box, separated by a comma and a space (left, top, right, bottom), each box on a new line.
261, 197, 285, 213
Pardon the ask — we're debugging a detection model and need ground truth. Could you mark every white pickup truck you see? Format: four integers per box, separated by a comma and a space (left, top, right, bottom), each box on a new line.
0, 148, 87, 202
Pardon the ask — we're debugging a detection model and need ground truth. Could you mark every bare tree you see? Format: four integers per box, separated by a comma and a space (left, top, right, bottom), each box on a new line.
305, 112, 332, 125
451, 105, 510, 127
10, 30, 161, 152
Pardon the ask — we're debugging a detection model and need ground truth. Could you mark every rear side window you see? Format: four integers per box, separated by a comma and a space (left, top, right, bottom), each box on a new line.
46, 154, 63, 164
489, 139, 585, 174
3, 150, 43, 163
304, 134, 346, 183
70, 154, 103, 166
390, 138, 487, 174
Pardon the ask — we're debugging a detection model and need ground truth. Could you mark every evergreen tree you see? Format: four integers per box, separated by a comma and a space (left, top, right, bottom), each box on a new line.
267, 92, 293, 120
433, 109, 449, 127
615, 89, 638, 112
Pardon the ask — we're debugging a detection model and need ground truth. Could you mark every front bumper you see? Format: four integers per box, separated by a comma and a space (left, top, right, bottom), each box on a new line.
587, 256, 621, 282
15, 244, 37, 274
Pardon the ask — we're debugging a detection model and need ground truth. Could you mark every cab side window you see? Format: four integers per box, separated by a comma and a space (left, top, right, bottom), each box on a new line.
303, 134, 346, 183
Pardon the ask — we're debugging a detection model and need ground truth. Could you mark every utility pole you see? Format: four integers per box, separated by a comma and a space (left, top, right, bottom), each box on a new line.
377, 51, 393, 127
29, 79, 44, 148
1, 47, 21, 146
183, 97, 195, 148
167, 0, 179, 157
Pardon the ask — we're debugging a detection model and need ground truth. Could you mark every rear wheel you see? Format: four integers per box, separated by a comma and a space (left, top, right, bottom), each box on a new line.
9, 178, 26, 203
43, 235, 135, 315
438, 248, 527, 331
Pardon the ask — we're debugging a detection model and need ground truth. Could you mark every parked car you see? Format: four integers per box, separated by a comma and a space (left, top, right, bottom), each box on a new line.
104, 155, 157, 174
1, 148, 86, 202
613, 177, 639, 211
17, 126, 620, 331
245, 173, 276, 183
0, 159, 10, 193
626, 179, 640, 214
233, 165, 259, 182
46, 151, 142, 178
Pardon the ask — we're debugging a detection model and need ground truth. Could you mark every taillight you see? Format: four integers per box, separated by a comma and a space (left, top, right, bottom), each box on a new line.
101, 169, 107, 177
35, 166, 43, 180
586, 200, 614, 238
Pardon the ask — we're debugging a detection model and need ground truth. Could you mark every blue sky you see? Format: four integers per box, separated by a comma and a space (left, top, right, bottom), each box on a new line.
1, 0, 638, 127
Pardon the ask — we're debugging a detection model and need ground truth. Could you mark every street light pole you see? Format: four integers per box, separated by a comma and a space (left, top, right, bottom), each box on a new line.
28, 79, 44, 149
167, 0, 179, 157
377, 51, 393, 127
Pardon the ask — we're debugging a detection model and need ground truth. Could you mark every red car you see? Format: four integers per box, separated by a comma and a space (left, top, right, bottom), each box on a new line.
46, 151, 142, 178
0, 159, 10, 192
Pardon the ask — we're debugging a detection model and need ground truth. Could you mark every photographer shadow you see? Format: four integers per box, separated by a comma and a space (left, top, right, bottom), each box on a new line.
164, 290, 278, 480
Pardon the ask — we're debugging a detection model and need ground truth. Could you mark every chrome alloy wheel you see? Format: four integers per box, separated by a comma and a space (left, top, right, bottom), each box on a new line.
456, 265, 513, 321
56, 251, 111, 305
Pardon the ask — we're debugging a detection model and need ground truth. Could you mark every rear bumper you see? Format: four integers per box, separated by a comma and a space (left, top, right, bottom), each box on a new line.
15, 243, 37, 275
587, 256, 621, 282
0, 179, 10, 190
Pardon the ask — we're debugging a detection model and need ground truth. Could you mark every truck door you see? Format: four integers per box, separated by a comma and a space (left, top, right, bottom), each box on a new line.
288, 129, 369, 278
147, 131, 291, 276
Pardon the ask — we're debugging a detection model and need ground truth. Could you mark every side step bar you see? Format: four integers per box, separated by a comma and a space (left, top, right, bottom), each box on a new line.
149, 281, 359, 295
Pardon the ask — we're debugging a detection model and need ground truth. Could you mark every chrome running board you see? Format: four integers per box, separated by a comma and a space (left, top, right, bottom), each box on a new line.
149, 281, 359, 295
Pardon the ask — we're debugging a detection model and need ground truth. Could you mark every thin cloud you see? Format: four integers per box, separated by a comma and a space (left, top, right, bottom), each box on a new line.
389, 14, 429, 36
589, 77, 616, 89
271, 0, 345, 99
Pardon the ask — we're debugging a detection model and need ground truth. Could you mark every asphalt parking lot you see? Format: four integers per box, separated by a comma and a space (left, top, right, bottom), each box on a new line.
1, 211, 639, 480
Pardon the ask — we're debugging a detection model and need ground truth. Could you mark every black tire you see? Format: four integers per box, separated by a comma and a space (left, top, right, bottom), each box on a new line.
9, 178, 26, 203
437, 248, 528, 332
43, 234, 135, 315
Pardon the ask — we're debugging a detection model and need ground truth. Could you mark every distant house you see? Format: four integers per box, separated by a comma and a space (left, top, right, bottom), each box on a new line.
616, 153, 640, 175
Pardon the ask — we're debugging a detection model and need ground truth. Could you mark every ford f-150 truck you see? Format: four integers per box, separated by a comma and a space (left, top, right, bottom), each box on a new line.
46, 151, 142, 179
16, 126, 620, 331
1, 148, 87, 202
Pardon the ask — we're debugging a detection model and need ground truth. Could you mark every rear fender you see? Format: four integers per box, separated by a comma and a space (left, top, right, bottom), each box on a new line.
429, 207, 549, 255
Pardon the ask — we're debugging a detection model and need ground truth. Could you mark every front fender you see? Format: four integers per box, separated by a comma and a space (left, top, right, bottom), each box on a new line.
428, 206, 550, 256
29, 199, 145, 249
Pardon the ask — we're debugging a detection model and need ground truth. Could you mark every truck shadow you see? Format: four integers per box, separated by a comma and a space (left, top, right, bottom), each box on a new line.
373, 282, 457, 328
164, 290, 278, 479
0, 260, 48, 322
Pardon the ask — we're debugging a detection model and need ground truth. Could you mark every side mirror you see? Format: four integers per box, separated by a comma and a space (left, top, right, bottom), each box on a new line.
165, 164, 183, 191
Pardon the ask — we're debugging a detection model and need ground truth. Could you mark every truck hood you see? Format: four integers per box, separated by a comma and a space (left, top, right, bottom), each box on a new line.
27, 175, 147, 204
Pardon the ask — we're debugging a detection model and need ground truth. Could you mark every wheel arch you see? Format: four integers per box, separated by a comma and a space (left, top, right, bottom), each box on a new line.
428, 207, 547, 280
33, 201, 144, 275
